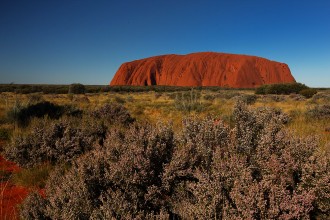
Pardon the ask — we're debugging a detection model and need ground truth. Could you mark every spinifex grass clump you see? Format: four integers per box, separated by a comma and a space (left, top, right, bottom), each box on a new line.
19, 102, 330, 219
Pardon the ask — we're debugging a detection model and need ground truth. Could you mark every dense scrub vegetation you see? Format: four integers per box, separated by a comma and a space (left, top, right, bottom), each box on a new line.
255, 83, 318, 98
1, 89, 330, 219
68, 83, 86, 94
8, 101, 328, 219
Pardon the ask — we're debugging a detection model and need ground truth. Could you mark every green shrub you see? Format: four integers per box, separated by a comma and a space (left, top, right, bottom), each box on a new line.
299, 88, 317, 98
255, 85, 266, 94
255, 83, 309, 95
68, 83, 86, 94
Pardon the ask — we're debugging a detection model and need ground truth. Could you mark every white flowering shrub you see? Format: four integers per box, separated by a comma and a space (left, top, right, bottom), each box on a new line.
4, 118, 106, 167
91, 103, 135, 126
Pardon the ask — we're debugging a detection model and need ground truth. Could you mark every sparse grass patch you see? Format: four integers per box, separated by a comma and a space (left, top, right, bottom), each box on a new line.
11, 164, 52, 188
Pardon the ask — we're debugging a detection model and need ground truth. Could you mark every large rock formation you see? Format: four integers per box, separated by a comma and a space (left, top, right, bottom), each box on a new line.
110, 52, 295, 88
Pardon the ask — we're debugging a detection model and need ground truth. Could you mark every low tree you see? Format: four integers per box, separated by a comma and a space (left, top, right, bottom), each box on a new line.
68, 83, 86, 94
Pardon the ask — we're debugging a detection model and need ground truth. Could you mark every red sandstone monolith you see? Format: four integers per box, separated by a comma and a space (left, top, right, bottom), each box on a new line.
110, 52, 295, 88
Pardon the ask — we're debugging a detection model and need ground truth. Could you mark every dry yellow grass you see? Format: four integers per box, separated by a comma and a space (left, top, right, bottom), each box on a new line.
0, 90, 329, 150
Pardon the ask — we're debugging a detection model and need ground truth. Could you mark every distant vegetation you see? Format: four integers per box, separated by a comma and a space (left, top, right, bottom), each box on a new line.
0, 83, 322, 97
255, 82, 318, 98
0, 84, 101, 94
68, 83, 86, 94
0, 84, 253, 94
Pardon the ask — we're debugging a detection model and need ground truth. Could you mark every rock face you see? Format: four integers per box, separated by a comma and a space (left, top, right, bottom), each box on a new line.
110, 52, 295, 88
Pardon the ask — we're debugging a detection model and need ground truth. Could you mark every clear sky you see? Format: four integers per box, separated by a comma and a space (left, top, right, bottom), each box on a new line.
1, 0, 329, 87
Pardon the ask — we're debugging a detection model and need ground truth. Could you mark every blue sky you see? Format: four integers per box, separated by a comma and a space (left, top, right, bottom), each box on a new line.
0, 0, 329, 87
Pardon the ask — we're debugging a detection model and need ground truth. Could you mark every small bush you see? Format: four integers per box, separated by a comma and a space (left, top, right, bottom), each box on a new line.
91, 103, 135, 126
236, 94, 257, 105
311, 92, 330, 102
174, 89, 207, 112
306, 105, 330, 119
299, 88, 318, 98
289, 93, 306, 101
4, 118, 106, 167
68, 83, 85, 94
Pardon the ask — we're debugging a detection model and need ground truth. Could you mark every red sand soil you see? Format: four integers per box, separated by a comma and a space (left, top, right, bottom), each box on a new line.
110, 52, 295, 88
0, 155, 27, 220
1, 182, 29, 220
0, 143, 46, 220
